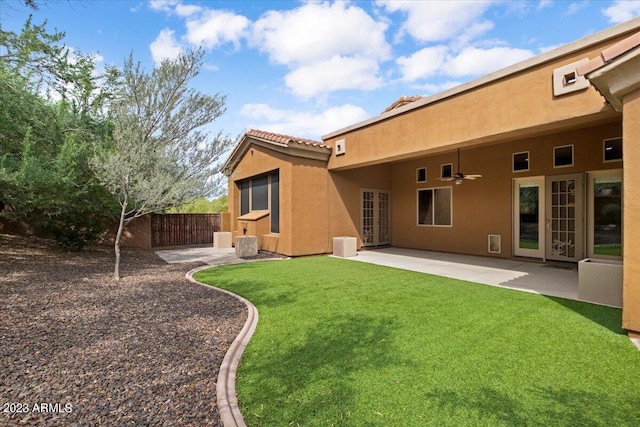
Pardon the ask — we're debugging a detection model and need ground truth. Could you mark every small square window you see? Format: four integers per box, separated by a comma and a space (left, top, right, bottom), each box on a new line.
604, 138, 622, 162
554, 145, 574, 168
441, 163, 453, 179
417, 167, 427, 183
513, 152, 529, 172
563, 72, 577, 86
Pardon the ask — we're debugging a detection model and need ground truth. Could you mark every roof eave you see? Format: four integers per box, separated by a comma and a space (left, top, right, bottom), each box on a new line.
322, 17, 640, 141
222, 134, 331, 177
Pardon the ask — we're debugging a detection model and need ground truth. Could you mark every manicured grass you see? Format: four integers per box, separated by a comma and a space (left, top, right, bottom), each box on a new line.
194, 257, 640, 426
594, 245, 622, 257
518, 239, 539, 250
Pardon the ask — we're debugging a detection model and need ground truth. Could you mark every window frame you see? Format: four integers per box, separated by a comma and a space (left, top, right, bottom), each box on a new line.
441, 163, 453, 179
553, 144, 574, 168
512, 151, 530, 173
237, 170, 280, 234
417, 186, 453, 228
416, 167, 427, 183
587, 169, 622, 260
603, 137, 623, 163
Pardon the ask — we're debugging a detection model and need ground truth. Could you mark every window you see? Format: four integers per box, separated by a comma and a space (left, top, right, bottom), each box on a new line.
251, 175, 269, 210
417, 167, 427, 183
237, 171, 280, 233
554, 145, 573, 168
441, 164, 453, 179
513, 151, 529, 172
240, 181, 250, 215
588, 171, 622, 259
418, 187, 452, 226
270, 173, 280, 233
604, 138, 622, 162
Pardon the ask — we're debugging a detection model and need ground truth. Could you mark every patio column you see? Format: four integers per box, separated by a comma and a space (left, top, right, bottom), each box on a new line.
577, 31, 640, 336
622, 89, 640, 336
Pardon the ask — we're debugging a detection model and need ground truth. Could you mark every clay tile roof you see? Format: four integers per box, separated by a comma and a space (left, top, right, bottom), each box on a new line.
382, 96, 423, 113
246, 129, 328, 149
577, 31, 640, 76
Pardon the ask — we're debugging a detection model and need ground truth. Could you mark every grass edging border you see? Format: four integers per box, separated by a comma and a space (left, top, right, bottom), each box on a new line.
186, 265, 258, 427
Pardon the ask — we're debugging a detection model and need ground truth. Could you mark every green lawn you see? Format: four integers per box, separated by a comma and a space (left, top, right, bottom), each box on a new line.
194, 257, 640, 426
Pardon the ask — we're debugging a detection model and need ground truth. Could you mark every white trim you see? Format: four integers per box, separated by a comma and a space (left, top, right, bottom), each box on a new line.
512, 151, 530, 173
553, 144, 574, 168
416, 167, 427, 183
586, 169, 623, 260
512, 176, 545, 259
441, 163, 453, 179
488, 235, 501, 254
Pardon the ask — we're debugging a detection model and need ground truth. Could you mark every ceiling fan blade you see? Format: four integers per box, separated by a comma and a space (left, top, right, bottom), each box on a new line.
440, 177, 454, 181
464, 174, 483, 179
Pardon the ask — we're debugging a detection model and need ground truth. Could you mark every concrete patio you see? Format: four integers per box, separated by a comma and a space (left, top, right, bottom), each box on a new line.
344, 247, 582, 303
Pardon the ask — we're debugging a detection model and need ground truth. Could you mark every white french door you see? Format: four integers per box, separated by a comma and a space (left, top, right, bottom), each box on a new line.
545, 174, 584, 262
513, 177, 545, 258
361, 189, 391, 247
513, 174, 584, 262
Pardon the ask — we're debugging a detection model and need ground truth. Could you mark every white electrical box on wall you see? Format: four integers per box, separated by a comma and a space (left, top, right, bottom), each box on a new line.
335, 139, 346, 156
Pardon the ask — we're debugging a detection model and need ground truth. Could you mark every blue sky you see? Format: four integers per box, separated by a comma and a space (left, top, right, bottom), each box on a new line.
2, 0, 640, 141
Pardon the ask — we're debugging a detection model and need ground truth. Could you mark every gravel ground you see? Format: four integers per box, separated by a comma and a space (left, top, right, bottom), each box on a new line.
0, 234, 247, 426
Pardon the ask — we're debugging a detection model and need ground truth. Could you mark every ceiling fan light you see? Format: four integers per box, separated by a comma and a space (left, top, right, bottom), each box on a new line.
455, 178, 463, 185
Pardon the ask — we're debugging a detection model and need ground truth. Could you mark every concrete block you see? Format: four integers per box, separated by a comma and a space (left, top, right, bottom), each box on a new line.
333, 236, 357, 258
236, 236, 258, 257
214, 232, 232, 249
578, 258, 623, 307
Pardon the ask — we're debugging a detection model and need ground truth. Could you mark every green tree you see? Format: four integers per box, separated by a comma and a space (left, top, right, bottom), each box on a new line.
165, 195, 228, 213
92, 50, 232, 279
0, 18, 120, 249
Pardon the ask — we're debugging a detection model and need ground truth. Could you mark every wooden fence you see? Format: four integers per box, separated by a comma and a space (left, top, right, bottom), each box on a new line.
151, 213, 221, 247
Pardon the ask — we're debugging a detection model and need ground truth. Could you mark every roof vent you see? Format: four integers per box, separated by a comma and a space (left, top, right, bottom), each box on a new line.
553, 59, 590, 96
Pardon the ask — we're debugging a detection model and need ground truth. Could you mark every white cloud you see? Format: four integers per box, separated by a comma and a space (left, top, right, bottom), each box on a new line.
397, 46, 449, 81
602, 0, 640, 23
447, 46, 534, 77
397, 45, 534, 81
284, 56, 383, 98
240, 103, 369, 138
175, 3, 202, 17
414, 81, 463, 95
251, 2, 390, 66
150, 28, 183, 65
378, 0, 494, 43
565, 1, 589, 16
148, 0, 179, 13
184, 9, 250, 49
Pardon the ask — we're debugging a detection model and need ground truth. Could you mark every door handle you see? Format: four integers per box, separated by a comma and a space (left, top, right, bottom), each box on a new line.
546, 219, 551, 229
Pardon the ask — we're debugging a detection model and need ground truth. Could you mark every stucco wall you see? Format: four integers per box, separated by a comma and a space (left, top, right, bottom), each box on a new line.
228, 145, 294, 255
327, 164, 392, 248
623, 89, 640, 334
323, 32, 634, 171
390, 122, 622, 257
227, 144, 332, 256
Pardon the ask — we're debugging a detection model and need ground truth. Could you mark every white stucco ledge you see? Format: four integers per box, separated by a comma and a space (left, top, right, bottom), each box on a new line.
186, 265, 257, 427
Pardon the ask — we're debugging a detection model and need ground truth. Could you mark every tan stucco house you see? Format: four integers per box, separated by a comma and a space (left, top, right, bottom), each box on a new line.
223, 18, 640, 338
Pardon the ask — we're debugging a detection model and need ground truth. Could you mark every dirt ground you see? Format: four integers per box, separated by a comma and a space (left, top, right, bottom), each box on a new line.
0, 233, 246, 426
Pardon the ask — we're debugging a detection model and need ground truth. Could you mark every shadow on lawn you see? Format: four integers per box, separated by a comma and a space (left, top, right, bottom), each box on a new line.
242, 313, 411, 426
545, 296, 625, 335
426, 385, 640, 426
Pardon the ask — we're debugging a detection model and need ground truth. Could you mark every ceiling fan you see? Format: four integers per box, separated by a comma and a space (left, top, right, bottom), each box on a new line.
441, 148, 482, 185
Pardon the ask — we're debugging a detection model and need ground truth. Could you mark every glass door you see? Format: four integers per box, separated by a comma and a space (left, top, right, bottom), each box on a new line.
513, 177, 545, 258
361, 189, 391, 247
545, 174, 584, 262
